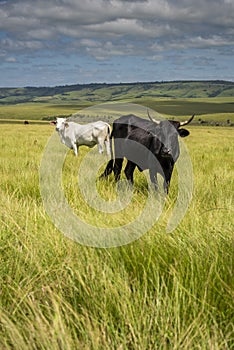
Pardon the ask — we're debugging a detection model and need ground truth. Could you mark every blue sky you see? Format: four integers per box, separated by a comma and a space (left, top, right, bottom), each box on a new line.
0, 0, 234, 87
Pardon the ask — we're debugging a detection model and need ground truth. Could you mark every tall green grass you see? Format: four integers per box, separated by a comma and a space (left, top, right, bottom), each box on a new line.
0, 124, 233, 349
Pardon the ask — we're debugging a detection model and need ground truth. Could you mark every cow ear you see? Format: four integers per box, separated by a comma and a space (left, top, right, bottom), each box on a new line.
50, 121, 56, 125
178, 128, 190, 137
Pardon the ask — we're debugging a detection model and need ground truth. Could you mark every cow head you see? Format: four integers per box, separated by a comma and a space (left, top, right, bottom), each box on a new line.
50, 117, 68, 132
151, 115, 194, 162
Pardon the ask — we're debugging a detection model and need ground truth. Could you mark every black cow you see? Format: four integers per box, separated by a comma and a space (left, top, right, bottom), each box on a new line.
100, 112, 194, 193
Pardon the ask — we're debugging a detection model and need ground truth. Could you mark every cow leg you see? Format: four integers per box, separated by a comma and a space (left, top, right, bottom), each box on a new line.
99, 159, 114, 178
163, 163, 174, 194
149, 169, 159, 191
124, 161, 136, 184
113, 158, 123, 181
72, 142, 78, 156
97, 139, 104, 154
105, 140, 111, 155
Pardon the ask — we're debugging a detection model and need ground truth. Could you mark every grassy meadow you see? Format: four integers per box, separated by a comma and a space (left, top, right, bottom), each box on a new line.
0, 97, 234, 124
0, 119, 233, 349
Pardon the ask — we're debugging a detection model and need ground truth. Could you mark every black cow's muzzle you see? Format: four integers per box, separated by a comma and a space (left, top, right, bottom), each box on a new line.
161, 148, 172, 157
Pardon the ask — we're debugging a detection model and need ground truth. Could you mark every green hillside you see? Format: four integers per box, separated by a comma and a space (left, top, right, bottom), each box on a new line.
1, 80, 234, 104
0, 80, 234, 123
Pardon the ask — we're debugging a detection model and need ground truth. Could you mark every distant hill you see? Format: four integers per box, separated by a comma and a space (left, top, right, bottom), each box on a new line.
0, 80, 234, 105
1, 80, 234, 124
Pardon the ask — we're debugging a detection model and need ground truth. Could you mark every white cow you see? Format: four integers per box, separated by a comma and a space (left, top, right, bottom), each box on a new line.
51, 117, 111, 156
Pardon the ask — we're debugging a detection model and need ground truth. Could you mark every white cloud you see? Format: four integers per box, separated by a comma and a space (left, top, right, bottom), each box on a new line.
0, 38, 44, 51
1, 0, 234, 44
5, 56, 17, 63
150, 35, 234, 52
0, 0, 234, 85
80, 40, 135, 60
27, 29, 56, 40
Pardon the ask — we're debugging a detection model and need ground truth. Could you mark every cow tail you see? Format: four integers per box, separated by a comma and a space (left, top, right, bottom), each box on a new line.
110, 128, 115, 160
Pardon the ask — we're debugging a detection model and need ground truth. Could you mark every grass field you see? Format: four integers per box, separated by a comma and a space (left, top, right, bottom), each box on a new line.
0, 121, 233, 349
0, 96, 234, 123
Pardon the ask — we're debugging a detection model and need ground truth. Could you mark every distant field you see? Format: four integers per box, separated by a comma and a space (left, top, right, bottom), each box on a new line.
0, 98, 234, 124
0, 103, 87, 120
136, 97, 234, 118
0, 80, 234, 124
0, 123, 233, 349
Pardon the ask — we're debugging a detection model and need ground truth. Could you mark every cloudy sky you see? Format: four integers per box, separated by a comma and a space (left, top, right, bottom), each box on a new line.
0, 0, 234, 87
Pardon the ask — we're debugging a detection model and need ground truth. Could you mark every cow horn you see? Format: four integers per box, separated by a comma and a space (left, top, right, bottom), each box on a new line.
179, 114, 195, 126
147, 109, 159, 124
